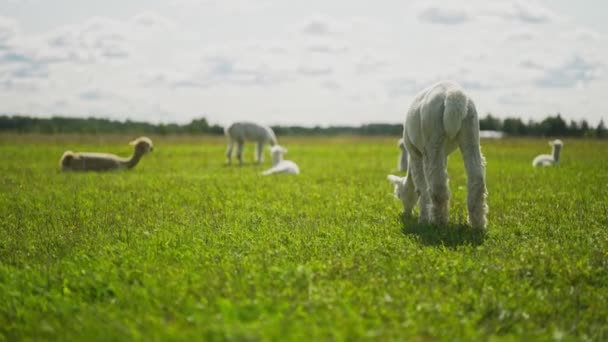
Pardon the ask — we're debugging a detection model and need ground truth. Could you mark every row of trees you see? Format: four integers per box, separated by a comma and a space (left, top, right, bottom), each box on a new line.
479, 114, 607, 138
0, 114, 605, 138
0, 116, 224, 135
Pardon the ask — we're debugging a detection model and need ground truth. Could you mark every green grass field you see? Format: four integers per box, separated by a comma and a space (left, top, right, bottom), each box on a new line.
1, 134, 607, 341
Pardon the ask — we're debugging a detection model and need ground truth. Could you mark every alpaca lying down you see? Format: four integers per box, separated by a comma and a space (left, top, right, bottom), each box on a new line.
387, 81, 488, 229
533, 139, 563, 167
60, 137, 154, 172
261, 145, 299, 175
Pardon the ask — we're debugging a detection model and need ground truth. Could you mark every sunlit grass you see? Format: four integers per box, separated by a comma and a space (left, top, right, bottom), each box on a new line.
1, 135, 607, 340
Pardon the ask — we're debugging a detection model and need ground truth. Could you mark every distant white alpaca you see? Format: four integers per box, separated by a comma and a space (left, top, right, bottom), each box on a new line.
398, 138, 408, 172
261, 145, 300, 175
387, 81, 488, 229
60, 137, 154, 172
225, 122, 278, 165
532, 139, 563, 167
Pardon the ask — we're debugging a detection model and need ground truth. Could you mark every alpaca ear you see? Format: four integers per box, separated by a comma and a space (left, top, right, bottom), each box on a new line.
387, 174, 403, 185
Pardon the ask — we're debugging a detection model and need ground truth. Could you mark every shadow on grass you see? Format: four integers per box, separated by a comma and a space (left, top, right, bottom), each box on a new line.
222, 162, 264, 168
400, 215, 487, 248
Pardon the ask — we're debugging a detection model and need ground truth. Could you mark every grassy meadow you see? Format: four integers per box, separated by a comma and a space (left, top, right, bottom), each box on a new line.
0, 134, 607, 340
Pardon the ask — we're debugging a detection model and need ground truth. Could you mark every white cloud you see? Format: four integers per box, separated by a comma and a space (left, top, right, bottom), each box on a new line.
417, 5, 472, 25
536, 55, 603, 88
297, 65, 333, 77
0, 16, 18, 45
416, 1, 558, 26
483, 1, 558, 24
0, 2, 606, 125
301, 16, 335, 36
503, 28, 537, 42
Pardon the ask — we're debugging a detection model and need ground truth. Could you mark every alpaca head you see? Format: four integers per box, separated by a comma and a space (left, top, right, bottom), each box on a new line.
129, 136, 154, 155
60, 151, 75, 169
398, 138, 406, 151
387, 174, 408, 200
550, 139, 563, 162
270, 145, 287, 164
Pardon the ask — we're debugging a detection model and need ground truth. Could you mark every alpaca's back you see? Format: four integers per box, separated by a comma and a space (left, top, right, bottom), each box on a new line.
226, 122, 276, 144
262, 160, 300, 175
405, 81, 471, 153
61, 152, 123, 171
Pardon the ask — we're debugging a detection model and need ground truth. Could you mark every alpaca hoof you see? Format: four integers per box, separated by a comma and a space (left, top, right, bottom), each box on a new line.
401, 211, 413, 218
470, 220, 487, 231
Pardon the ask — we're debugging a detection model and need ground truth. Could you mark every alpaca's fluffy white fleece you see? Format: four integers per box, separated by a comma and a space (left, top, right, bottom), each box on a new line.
388, 81, 488, 229
533, 139, 563, 167
225, 122, 278, 164
261, 145, 300, 175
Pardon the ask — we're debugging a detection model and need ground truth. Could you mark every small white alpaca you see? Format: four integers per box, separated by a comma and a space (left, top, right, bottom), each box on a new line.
387, 81, 488, 229
225, 121, 278, 165
60, 137, 154, 172
532, 139, 563, 167
398, 138, 408, 172
261, 145, 300, 175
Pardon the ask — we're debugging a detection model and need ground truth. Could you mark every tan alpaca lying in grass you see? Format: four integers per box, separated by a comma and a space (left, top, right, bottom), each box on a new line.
60, 137, 154, 172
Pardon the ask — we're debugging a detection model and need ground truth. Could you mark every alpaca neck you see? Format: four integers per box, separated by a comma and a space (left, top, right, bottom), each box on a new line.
123, 150, 144, 169
399, 151, 408, 165
272, 154, 283, 166
552, 145, 561, 163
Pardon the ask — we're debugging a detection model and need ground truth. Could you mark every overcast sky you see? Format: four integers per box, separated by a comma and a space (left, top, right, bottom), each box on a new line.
1, 0, 606, 126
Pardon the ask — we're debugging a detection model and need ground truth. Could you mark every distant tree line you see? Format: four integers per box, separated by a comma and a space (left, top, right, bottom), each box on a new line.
0, 113, 606, 138
479, 113, 607, 138
0, 116, 224, 135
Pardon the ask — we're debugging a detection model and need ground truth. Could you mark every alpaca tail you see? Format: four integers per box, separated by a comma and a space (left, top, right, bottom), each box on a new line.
443, 87, 469, 139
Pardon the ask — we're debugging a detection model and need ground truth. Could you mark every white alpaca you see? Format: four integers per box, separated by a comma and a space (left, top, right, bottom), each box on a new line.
60, 137, 154, 172
225, 122, 278, 165
532, 139, 563, 167
398, 138, 408, 172
261, 145, 300, 175
387, 81, 488, 229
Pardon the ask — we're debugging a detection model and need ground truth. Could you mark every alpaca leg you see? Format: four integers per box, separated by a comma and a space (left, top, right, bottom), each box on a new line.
459, 107, 488, 230
424, 143, 450, 226
408, 150, 430, 223
256, 141, 264, 164
401, 170, 419, 217
399, 149, 408, 172
460, 143, 488, 229
226, 140, 234, 164
236, 141, 244, 165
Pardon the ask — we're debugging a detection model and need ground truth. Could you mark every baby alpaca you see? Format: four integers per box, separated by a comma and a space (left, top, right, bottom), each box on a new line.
261, 145, 300, 175
60, 136, 154, 171
387, 81, 488, 229
225, 121, 278, 165
398, 138, 408, 172
532, 139, 563, 167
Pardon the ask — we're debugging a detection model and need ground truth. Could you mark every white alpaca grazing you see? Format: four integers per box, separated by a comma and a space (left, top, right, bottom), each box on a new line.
532, 139, 563, 167
387, 81, 488, 229
225, 122, 278, 165
398, 138, 408, 172
261, 145, 300, 175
